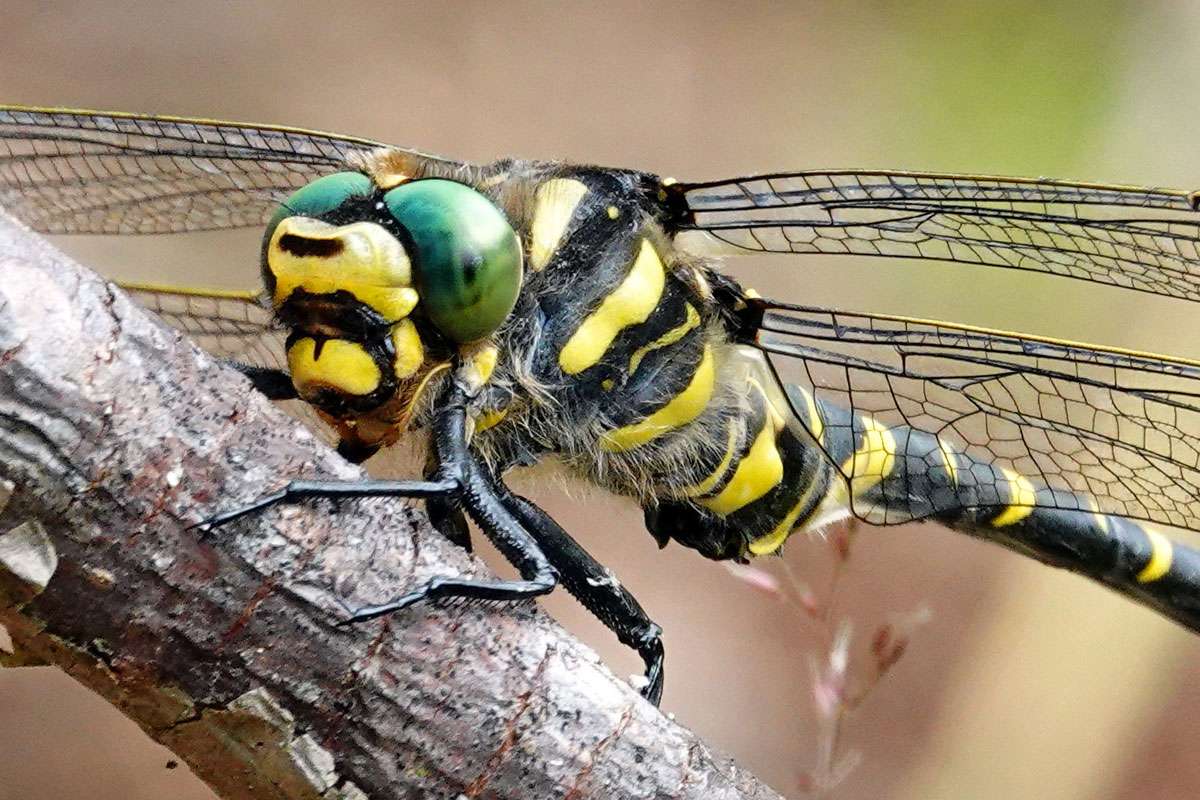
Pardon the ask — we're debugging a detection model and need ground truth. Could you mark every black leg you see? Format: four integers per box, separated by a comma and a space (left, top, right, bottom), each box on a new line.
339, 384, 556, 618
427, 494, 472, 552
199, 381, 558, 615
337, 439, 381, 464
226, 361, 299, 400
424, 451, 473, 551
193, 477, 458, 530
497, 486, 665, 705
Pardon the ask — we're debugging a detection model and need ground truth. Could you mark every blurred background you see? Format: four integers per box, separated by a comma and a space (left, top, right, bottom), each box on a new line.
3, 1, 1200, 798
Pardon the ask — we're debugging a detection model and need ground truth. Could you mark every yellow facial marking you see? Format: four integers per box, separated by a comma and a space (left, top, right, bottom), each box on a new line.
606, 205, 621, 220
842, 416, 896, 498
1136, 527, 1173, 583
287, 338, 381, 398
937, 437, 960, 486
792, 386, 824, 444
991, 468, 1036, 527
748, 471, 825, 556
681, 422, 740, 497
559, 239, 666, 375
529, 178, 588, 271
699, 415, 784, 516
391, 319, 424, 380
628, 303, 701, 377
268, 217, 418, 321
601, 378, 615, 391
475, 408, 509, 433
600, 345, 715, 452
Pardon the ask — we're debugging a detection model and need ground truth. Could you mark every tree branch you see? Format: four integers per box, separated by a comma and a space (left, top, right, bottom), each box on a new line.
0, 210, 784, 800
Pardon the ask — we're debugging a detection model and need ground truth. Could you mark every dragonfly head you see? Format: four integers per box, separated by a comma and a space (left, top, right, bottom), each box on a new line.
260, 171, 523, 418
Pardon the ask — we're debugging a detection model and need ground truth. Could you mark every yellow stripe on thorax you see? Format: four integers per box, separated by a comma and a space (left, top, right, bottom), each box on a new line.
559, 239, 666, 375
1136, 527, 1173, 583
600, 345, 715, 452
628, 303, 701, 376
529, 178, 588, 271
475, 407, 509, 433
991, 468, 1036, 527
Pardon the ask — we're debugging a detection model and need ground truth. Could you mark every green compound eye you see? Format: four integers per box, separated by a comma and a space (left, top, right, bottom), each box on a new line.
265, 171, 373, 240
384, 179, 523, 343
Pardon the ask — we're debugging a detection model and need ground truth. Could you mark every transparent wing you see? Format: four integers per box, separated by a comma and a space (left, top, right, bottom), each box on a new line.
674, 170, 1200, 302
751, 300, 1200, 531
121, 284, 285, 368
0, 105, 450, 234
121, 282, 342, 442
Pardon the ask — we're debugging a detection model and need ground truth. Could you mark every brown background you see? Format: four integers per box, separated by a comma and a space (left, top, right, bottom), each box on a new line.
3, 2, 1200, 798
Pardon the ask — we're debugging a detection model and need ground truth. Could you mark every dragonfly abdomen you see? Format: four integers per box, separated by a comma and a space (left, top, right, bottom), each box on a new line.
796, 388, 1200, 631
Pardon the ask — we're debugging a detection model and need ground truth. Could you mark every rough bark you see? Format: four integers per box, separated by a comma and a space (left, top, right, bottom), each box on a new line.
0, 210, 784, 800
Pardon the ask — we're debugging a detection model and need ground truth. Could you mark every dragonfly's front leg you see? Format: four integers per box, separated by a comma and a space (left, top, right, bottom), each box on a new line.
199, 380, 557, 608
337, 382, 557, 615
225, 362, 299, 400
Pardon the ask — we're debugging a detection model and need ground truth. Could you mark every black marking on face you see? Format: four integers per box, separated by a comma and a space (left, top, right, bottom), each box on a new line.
276, 288, 393, 336
278, 233, 345, 258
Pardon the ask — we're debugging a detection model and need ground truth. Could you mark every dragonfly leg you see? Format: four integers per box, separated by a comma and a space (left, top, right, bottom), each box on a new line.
313, 383, 557, 616
496, 486, 665, 705
337, 481, 557, 620
225, 361, 299, 400
427, 494, 472, 552
193, 477, 459, 530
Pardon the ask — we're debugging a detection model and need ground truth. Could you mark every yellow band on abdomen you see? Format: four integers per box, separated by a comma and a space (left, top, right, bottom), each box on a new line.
699, 414, 783, 516
1136, 527, 1173, 583
842, 416, 896, 498
991, 468, 1036, 527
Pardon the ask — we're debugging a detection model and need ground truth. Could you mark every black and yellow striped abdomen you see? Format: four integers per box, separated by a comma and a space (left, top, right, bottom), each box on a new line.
648, 375, 1200, 633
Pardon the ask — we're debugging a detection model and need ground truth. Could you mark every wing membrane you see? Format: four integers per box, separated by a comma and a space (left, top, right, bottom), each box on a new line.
121, 284, 285, 368
0, 105, 438, 234
753, 300, 1200, 530
676, 171, 1200, 302
121, 282, 345, 442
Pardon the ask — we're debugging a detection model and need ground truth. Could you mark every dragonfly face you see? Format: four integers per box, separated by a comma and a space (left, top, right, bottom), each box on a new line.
7, 105, 1200, 706
262, 171, 523, 423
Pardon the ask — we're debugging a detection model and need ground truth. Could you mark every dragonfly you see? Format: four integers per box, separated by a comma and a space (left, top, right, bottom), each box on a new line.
4, 104, 1200, 706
